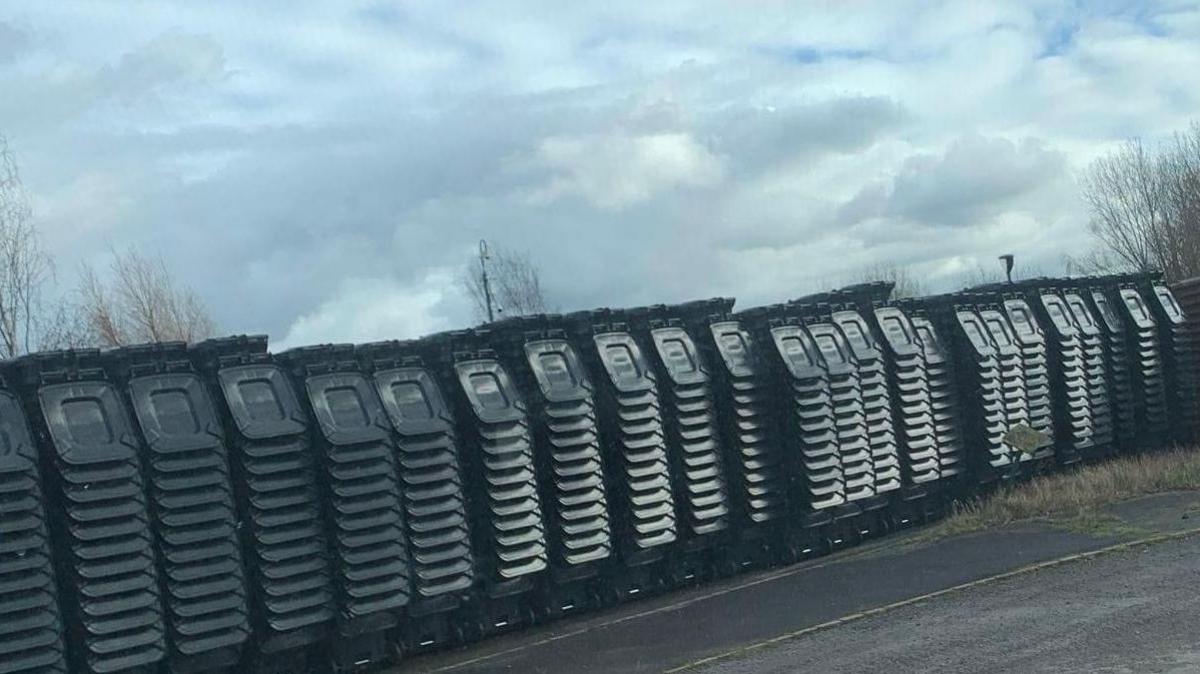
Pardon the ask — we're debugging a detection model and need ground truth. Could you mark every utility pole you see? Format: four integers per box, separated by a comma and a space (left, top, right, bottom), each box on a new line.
479, 239, 495, 322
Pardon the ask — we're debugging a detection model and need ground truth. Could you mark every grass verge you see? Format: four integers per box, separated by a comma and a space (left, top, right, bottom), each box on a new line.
929, 448, 1200, 539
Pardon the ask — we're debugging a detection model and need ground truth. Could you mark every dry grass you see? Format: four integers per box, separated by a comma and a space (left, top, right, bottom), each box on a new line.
932, 448, 1200, 538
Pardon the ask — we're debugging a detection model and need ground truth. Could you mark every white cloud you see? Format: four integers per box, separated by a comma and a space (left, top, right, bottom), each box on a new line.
4, 1, 1200, 345
838, 135, 1069, 228
525, 131, 725, 210
273, 267, 464, 351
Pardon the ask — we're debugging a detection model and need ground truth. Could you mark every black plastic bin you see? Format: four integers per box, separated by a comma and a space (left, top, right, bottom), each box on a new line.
621, 304, 732, 579
0, 374, 67, 674
274, 344, 412, 670
190, 336, 334, 673
679, 299, 789, 566
867, 304, 949, 520
1145, 279, 1198, 444
422, 331, 548, 634
476, 315, 613, 616
829, 306, 902, 503
906, 309, 966, 483
355, 340, 474, 649
1062, 288, 1115, 456
1114, 281, 1170, 447
561, 308, 677, 597
107, 342, 251, 673
12, 350, 167, 674
999, 296, 1057, 460
1084, 281, 1138, 452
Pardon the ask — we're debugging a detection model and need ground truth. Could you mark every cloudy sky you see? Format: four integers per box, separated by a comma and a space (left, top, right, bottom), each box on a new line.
2, 1, 1198, 348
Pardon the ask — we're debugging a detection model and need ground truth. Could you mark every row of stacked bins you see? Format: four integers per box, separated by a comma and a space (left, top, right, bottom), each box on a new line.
1, 345, 254, 674
831, 284, 962, 520
737, 294, 892, 548
4, 273, 1196, 674
1078, 275, 1189, 452
963, 276, 1190, 461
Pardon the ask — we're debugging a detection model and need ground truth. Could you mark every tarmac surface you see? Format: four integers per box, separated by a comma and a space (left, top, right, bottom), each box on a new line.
398, 491, 1200, 674
695, 534, 1200, 674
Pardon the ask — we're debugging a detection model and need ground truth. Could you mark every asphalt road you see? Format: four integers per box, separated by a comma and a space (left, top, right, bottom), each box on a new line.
399, 492, 1200, 673
403, 526, 1125, 673
695, 534, 1200, 674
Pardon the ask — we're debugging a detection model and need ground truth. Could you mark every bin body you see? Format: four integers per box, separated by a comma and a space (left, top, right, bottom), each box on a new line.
191, 337, 335, 665
275, 344, 412, 667
562, 311, 679, 574
14, 351, 167, 674
0, 379, 67, 674
112, 343, 252, 673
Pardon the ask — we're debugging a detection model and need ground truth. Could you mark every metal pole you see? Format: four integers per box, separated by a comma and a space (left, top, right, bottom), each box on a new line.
480, 239, 495, 322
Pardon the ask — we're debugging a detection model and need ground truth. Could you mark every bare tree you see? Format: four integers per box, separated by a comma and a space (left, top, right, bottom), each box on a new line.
854, 263, 926, 299
37, 300, 94, 350
78, 246, 217, 346
1156, 125, 1200, 280
1079, 124, 1200, 282
462, 243, 550, 323
0, 134, 56, 358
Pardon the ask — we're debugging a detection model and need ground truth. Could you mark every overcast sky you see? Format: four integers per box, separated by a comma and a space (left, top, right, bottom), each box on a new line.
2, 1, 1198, 349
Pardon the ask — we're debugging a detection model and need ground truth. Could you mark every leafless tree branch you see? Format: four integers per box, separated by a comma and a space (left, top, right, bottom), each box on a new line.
78, 246, 217, 346
462, 243, 550, 323
1080, 124, 1200, 282
0, 134, 55, 358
